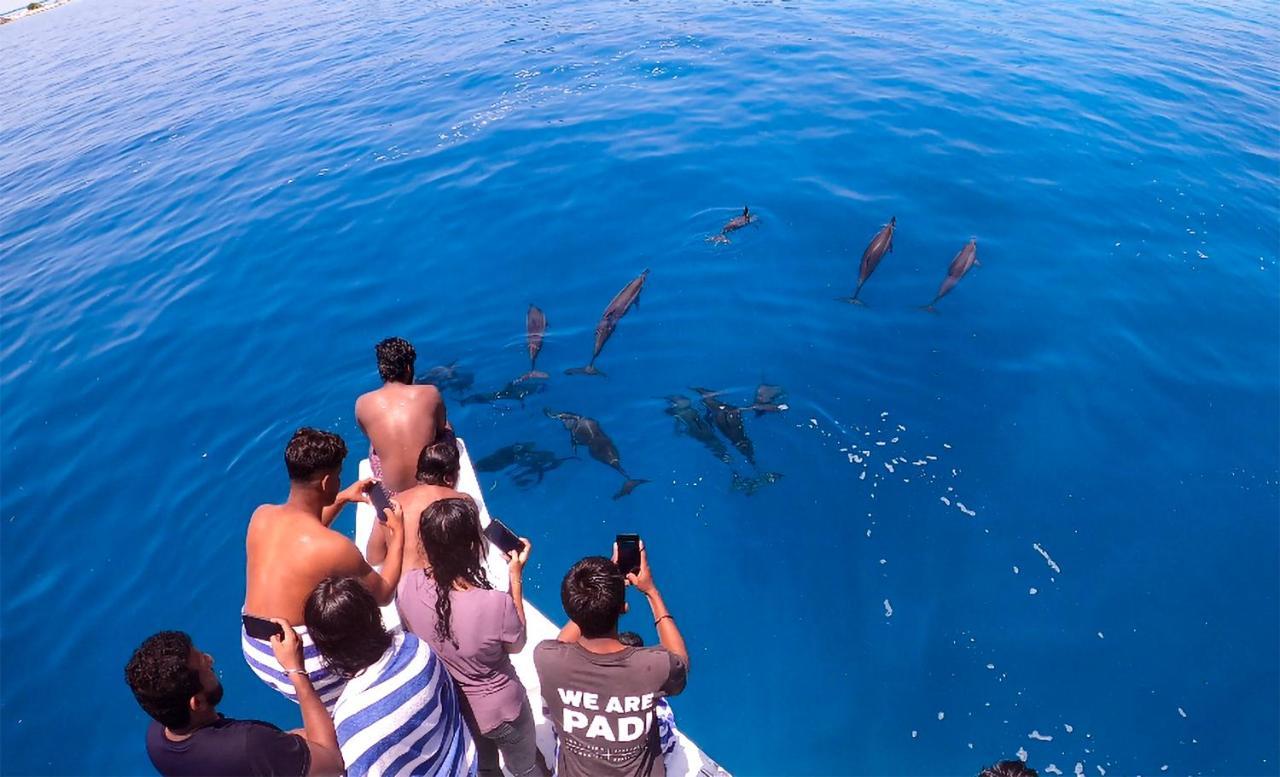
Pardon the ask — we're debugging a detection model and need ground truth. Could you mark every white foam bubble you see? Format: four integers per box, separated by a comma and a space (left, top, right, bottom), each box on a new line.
911, 730, 918, 738
1029, 730, 1053, 741
1178, 707, 1187, 718
1013, 565, 1020, 574
986, 663, 996, 670
1045, 765, 1063, 775
1096, 767, 1106, 776
937, 711, 944, 721
1064, 723, 1074, 733
885, 463, 895, 473
883, 599, 893, 617
1097, 631, 1105, 639
1029, 587, 1039, 595
940, 496, 951, 506
1033, 542, 1062, 573
1017, 747, 1028, 762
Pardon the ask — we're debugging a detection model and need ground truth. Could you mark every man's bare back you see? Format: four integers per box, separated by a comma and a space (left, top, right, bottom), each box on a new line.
244, 502, 401, 624
366, 483, 463, 570
356, 382, 447, 494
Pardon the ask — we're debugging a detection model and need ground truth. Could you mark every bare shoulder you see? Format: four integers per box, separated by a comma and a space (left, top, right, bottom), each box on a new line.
411, 383, 442, 404
316, 525, 368, 572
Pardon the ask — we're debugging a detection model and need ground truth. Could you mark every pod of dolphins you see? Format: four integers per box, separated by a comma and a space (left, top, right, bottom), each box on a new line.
431, 211, 981, 498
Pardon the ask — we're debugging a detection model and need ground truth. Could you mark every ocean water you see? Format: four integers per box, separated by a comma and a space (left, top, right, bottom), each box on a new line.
2, 0, 1277, 774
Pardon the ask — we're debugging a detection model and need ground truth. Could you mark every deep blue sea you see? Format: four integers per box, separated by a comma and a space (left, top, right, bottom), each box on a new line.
2, 0, 1277, 774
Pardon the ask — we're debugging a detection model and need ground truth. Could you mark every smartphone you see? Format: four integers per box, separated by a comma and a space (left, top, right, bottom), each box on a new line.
242, 614, 284, 641
615, 533, 641, 575
484, 518, 523, 556
369, 482, 393, 523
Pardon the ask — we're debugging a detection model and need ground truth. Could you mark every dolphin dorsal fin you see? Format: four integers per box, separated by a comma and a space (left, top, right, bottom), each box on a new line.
743, 206, 749, 216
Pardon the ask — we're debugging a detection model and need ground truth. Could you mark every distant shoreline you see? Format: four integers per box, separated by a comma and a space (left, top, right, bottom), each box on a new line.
0, 0, 72, 24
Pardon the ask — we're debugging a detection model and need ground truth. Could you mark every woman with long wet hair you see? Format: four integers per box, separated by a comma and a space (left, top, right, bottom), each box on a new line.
397, 496, 548, 777
303, 576, 475, 777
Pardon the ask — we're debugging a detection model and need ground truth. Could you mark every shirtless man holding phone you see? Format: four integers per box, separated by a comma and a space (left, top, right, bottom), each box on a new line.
240, 427, 406, 710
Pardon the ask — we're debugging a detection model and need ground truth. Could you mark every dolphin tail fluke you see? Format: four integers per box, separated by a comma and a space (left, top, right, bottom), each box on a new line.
708, 234, 730, 245
836, 296, 867, 306
564, 365, 604, 377
920, 301, 940, 314
752, 402, 788, 416
520, 370, 550, 381
612, 479, 650, 500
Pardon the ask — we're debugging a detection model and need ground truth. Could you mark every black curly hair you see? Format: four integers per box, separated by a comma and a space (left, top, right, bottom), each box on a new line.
124, 631, 201, 730
375, 337, 416, 383
979, 761, 1039, 777
418, 496, 490, 646
285, 428, 347, 481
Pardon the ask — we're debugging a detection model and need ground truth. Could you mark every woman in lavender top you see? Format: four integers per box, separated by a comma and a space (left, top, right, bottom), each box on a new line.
397, 498, 549, 777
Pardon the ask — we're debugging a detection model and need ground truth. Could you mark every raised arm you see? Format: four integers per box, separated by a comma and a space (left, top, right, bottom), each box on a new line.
627, 543, 688, 666
321, 477, 376, 528
338, 502, 405, 606
269, 619, 344, 776
504, 538, 532, 653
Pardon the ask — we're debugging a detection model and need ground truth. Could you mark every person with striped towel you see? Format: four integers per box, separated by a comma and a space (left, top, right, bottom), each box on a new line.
304, 576, 478, 777
242, 428, 407, 712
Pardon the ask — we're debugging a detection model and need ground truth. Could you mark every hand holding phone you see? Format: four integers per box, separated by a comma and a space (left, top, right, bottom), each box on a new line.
243, 614, 284, 641
614, 533, 641, 576
368, 482, 394, 523
484, 518, 524, 556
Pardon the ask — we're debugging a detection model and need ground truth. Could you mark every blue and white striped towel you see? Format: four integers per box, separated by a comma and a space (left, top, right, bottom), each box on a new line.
333, 630, 477, 777
241, 623, 346, 713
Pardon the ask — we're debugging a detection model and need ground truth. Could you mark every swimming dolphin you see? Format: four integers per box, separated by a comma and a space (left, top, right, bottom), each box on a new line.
923, 239, 979, 312
474, 442, 537, 472
521, 305, 549, 380
416, 360, 474, 393
709, 206, 759, 244
461, 378, 546, 407
664, 395, 731, 464
840, 216, 896, 304
749, 383, 789, 416
544, 409, 648, 498
692, 387, 755, 465
730, 470, 784, 496
509, 449, 577, 487
566, 270, 649, 377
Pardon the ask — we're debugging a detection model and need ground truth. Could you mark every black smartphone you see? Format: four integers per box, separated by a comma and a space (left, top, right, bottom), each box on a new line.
369, 482, 393, 522
615, 533, 641, 575
242, 614, 284, 641
484, 518, 523, 556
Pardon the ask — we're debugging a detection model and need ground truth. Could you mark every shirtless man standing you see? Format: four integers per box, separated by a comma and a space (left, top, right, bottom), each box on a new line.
356, 337, 448, 495
241, 427, 405, 710
366, 430, 465, 571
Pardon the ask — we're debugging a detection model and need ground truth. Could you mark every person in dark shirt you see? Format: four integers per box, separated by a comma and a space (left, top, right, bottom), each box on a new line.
534, 543, 689, 777
125, 627, 344, 776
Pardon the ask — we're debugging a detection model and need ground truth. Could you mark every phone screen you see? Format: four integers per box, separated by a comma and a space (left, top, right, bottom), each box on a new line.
242, 614, 284, 641
369, 483, 393, 522
484, 518, 523, 555
615, 533, 641, 575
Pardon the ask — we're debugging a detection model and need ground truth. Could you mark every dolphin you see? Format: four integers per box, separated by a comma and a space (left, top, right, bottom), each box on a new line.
749, 383, 789, 416
730, 470, 784, 496
840, 216, 896, 304
474, 442, 537, 472
664, 395, 731, 464
709, 206, 759, 244
923, 239, 979, 312
566, 270, 649, 377
544, 409, 648, 498
461, 378, 546, 407
520, 305, 549, 380
509, 449, 577, 487
692, 387, 755, 465
416, 360, 475, 393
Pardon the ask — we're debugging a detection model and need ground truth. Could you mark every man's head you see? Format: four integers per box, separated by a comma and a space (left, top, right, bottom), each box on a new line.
561, 556, 627, 638
375, 337, 416, 384
416, 429, 460, 487
124, 631, 223, 731
285, 428, 347, 503
979, 761, 1039, 777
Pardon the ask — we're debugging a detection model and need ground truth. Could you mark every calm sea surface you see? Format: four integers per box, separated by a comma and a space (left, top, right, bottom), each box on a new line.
2, 0, 1277, 774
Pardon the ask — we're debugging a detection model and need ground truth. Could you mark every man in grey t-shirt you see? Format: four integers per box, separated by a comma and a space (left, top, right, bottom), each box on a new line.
534, 544, 689, 777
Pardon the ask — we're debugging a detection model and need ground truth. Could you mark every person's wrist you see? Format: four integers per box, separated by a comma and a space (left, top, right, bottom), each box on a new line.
642, 585, 660, 598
